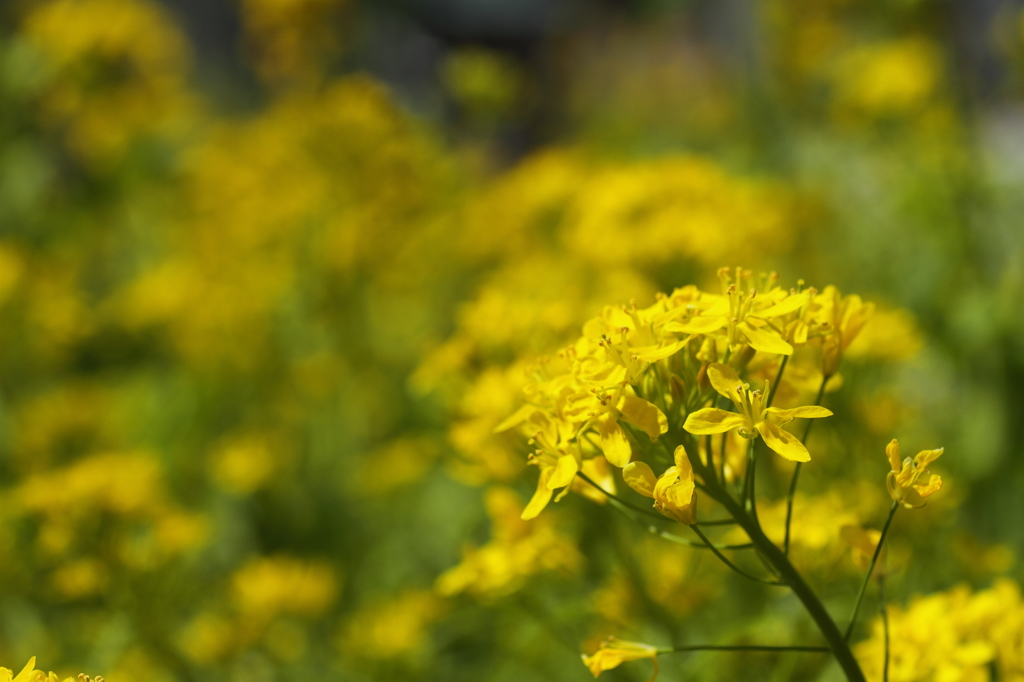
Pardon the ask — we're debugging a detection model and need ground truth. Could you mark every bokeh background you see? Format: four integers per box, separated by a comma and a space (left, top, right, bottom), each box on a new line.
0, 0, 1023, 679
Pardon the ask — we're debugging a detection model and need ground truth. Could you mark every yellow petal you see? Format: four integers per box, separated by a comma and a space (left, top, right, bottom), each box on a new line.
913, 448, 944, 469
632, 338, 693, 362
494, 403, 536, 433
581, 639, 659, 678
547, 454, 579, 490
622, 461, 657, 498
598, 415, 632, 467
664, 315, 724, 335
840, 298, 875, 349
754, 292, 809, 319
521, 470, 554, 520
755, 420, 810, 462
619, 395, 668, 440
764, 405, 833, 424
13, 659, 36, 682
738, 321, 793, 355
683, 408, 747, 435
912, 474, 942, 499
673, 445, 693, 478
706, 362, 742, 401
886, 439, 902, 472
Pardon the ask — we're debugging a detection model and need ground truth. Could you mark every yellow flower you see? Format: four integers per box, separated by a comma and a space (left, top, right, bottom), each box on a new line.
814, 285, 875, 377
581, 638, 660, 680
521, 413, 582, 520
622, 446, 697, 524
558, 377, 667, 469
665, 267, 808, 355
840, 525, 884, 576
0, 658, 104, 682
885, 439, 943, 509
683, 363, 832, 462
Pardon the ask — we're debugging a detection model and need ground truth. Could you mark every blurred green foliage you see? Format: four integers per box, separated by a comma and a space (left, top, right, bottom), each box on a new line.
0, 0, 1022, 680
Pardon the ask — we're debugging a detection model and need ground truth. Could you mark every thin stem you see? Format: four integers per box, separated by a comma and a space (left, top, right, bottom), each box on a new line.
577, 472, 751, 549
707, 485, 867, 682
881, 571, 890, 682
783, 375, 829, 554
719, 431, 728, 484
576, 472, 665, 521
744, 440, 760, 523
691, 524, 783, 586
663, 644, 830, 654
704, 434, 719, 483
844, 501, 899, 642
766, 354, 789, 408
604, 496, 753, 550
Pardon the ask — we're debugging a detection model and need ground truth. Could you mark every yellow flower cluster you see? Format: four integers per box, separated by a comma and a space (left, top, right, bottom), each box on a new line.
435, 487, 580, 599
500, 268, 875, 522
856, 580, 1024, 681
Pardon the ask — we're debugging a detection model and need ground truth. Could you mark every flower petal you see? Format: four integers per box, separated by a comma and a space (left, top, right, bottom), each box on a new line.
753, 292, 809, 319
598, 415, 632, 467
765, 405, 833, 424
706, 363, 742, 402
683, 408, 748, 435
521, 470, 554, 520
665, 315, 725, 334
632, 338, 693, 361
494, 403, 536, 433
547, 454, 579, 490
619, 395, 668, 440
912, 474, 942, 499
886, 439, 902, 473
913, 448, 944, 469
622, 461, 657, 498
756, 420, 810, 462
738, 321, 794, 355
673, 445, 693, 478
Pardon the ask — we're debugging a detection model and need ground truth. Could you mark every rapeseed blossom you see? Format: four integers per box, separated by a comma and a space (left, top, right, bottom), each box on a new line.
885, 439, 943, 508
623, 446, 697, 524
684, 362, 832, 461
582, 638, 660, 681
0, 658, 103, 682
855, 580, 1024, 681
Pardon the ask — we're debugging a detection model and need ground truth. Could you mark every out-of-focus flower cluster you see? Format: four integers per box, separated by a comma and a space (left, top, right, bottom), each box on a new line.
856, 580, 1024, 681
0, 0, 1022, 679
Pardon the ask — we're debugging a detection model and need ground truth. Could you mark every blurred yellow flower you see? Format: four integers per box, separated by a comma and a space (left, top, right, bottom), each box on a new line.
855, 580, 1024, 681
840, 525, 884, 576
435, 487, 580, 599
885, 439, 943, 509
231, 556, 338, 619
581, 638, 660, 680
814, 286, 875, 377
340, 590, 446, 660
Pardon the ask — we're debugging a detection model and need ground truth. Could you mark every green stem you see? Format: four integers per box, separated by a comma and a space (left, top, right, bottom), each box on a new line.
663, 644, 830, 654
783, 375, 829, 554
710, 488, 867, 682
766, 354, 789, 408
881, 570, 890, 682
844, 501, 899, 642
744, 440, 760, 523
577, 473, 752, 550
691, 524, 782, 586
576, 472, 664, 521
605, 497, 753, 550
